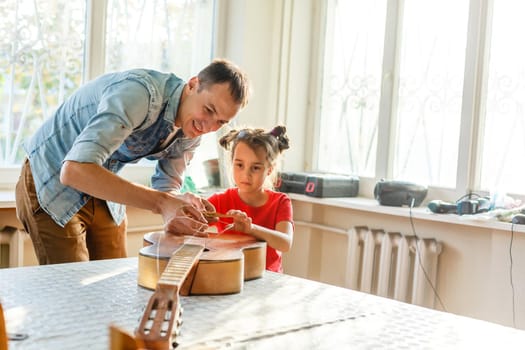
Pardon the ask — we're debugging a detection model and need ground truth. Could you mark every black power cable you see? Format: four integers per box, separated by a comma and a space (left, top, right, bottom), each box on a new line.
409, 197, 447, 311
510, 222, 516, 328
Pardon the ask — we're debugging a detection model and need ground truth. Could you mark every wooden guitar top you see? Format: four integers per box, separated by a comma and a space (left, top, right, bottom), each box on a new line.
137, 232, 267, 295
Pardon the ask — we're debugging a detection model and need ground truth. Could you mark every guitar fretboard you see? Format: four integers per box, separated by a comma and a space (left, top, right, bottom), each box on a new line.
158, 244, 204, 288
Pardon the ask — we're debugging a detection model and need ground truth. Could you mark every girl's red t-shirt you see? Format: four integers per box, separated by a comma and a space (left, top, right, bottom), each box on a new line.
208, 188, 293, 272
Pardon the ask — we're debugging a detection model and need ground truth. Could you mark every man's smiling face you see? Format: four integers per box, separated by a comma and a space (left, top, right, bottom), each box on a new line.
176, 77, 241, 138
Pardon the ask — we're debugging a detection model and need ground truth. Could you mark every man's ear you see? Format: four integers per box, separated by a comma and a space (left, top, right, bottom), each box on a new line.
188, 76, 199, 91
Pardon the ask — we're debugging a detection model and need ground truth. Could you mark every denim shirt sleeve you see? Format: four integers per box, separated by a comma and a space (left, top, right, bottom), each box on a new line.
152, 156, 190, 192
150, 137, 201, 192
64, 79, 151, 165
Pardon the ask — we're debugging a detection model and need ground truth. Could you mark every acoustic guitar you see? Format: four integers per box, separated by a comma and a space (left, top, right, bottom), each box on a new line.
133, 231, 267, 349
137, 231, 267, 294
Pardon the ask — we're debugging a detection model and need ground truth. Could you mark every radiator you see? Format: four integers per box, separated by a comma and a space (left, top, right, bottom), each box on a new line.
346, 226, 442, 308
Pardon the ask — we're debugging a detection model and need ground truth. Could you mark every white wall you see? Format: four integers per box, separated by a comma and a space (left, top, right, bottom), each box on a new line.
215, 0, 315, 172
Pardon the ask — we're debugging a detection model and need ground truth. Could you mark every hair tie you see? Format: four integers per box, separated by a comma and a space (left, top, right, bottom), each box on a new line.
237, 130, 247, 139
269, 127, 281, 138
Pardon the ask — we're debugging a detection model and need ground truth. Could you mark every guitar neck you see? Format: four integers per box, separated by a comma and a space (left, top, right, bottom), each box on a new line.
136, 243, 204, 350
158, 244, 205, 289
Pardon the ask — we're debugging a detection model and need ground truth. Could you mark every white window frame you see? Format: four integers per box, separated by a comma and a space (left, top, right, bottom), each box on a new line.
0, 0, 218, 190
308, 0, 524, 204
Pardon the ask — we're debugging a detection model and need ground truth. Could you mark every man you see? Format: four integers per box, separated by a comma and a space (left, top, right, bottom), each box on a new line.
15, 59, 250, 265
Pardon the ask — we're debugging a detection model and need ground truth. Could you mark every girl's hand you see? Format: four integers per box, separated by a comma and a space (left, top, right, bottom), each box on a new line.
226, 209, 253, 234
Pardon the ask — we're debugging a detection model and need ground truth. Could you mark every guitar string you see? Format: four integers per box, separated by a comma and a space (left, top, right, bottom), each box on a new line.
153, 211, 208, 288
155, 231, 162, 282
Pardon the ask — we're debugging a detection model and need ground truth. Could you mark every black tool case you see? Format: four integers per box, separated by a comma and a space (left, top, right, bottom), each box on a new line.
275, 172, 309, 194
276, 172, 359, 198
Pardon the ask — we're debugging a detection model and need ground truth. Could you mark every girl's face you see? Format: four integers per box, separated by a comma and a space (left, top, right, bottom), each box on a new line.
232, 141, 272, 194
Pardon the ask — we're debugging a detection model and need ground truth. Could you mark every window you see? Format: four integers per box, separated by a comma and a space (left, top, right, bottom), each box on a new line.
105, 0, 214, 76
481, 0, 525, 196
318, 0, 386, 178
393, 0, 468, 187
1, 0, 85, 166
0, 0, 215, 188
317, 0, 525, 200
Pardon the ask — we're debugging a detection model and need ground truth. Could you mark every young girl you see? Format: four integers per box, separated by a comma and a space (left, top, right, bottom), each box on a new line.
207, 125, 294, 273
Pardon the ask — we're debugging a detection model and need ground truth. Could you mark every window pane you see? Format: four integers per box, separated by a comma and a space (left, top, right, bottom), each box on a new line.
0, 0, 85, 165
392, 0, 469, 187
105, 0, 214, 77
481, 1, 525, 195
317, 0, 387, 177
105, 0, 216, 188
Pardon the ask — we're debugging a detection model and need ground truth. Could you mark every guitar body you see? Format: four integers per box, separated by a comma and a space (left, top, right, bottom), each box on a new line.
137, 232, 267, 295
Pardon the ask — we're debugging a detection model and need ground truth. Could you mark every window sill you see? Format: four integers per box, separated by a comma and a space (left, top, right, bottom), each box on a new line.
0, 164, 155, 209
4, 189, 523, 234
0, 187, 224, 209
288, 193, 525, 233
0, 191, 16, 209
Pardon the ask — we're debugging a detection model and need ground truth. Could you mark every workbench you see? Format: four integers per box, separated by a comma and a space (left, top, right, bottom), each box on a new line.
1, 257, 525, 349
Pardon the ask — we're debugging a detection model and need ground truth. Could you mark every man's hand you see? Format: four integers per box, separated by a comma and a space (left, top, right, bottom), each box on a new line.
176, 192, 215, 212
160, 193, 217, 237
164, 205, 209, 237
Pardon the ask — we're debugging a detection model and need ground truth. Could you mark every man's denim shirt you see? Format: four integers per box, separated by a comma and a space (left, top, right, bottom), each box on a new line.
24, 69, 201, 227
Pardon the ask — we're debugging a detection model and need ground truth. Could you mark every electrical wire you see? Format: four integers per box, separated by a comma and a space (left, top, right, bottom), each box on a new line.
409, 197, 447, 312
510, 223, 516, 328
455, 191, 483, 203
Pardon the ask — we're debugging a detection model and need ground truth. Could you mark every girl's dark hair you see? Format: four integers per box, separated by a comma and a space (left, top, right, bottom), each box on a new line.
219, 125, 290, 164
197, 58, 251, 108
219, 125, 290, 189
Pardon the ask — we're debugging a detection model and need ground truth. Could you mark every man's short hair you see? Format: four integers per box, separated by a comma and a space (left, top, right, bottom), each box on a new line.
197, 58, 251, 108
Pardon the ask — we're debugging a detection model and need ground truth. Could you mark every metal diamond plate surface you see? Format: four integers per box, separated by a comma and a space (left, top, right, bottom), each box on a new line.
1, 258, 525, 349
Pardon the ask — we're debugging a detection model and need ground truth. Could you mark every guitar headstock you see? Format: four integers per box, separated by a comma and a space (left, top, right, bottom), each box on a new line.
136, 243, 205, 349
135, 286, 182, 350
